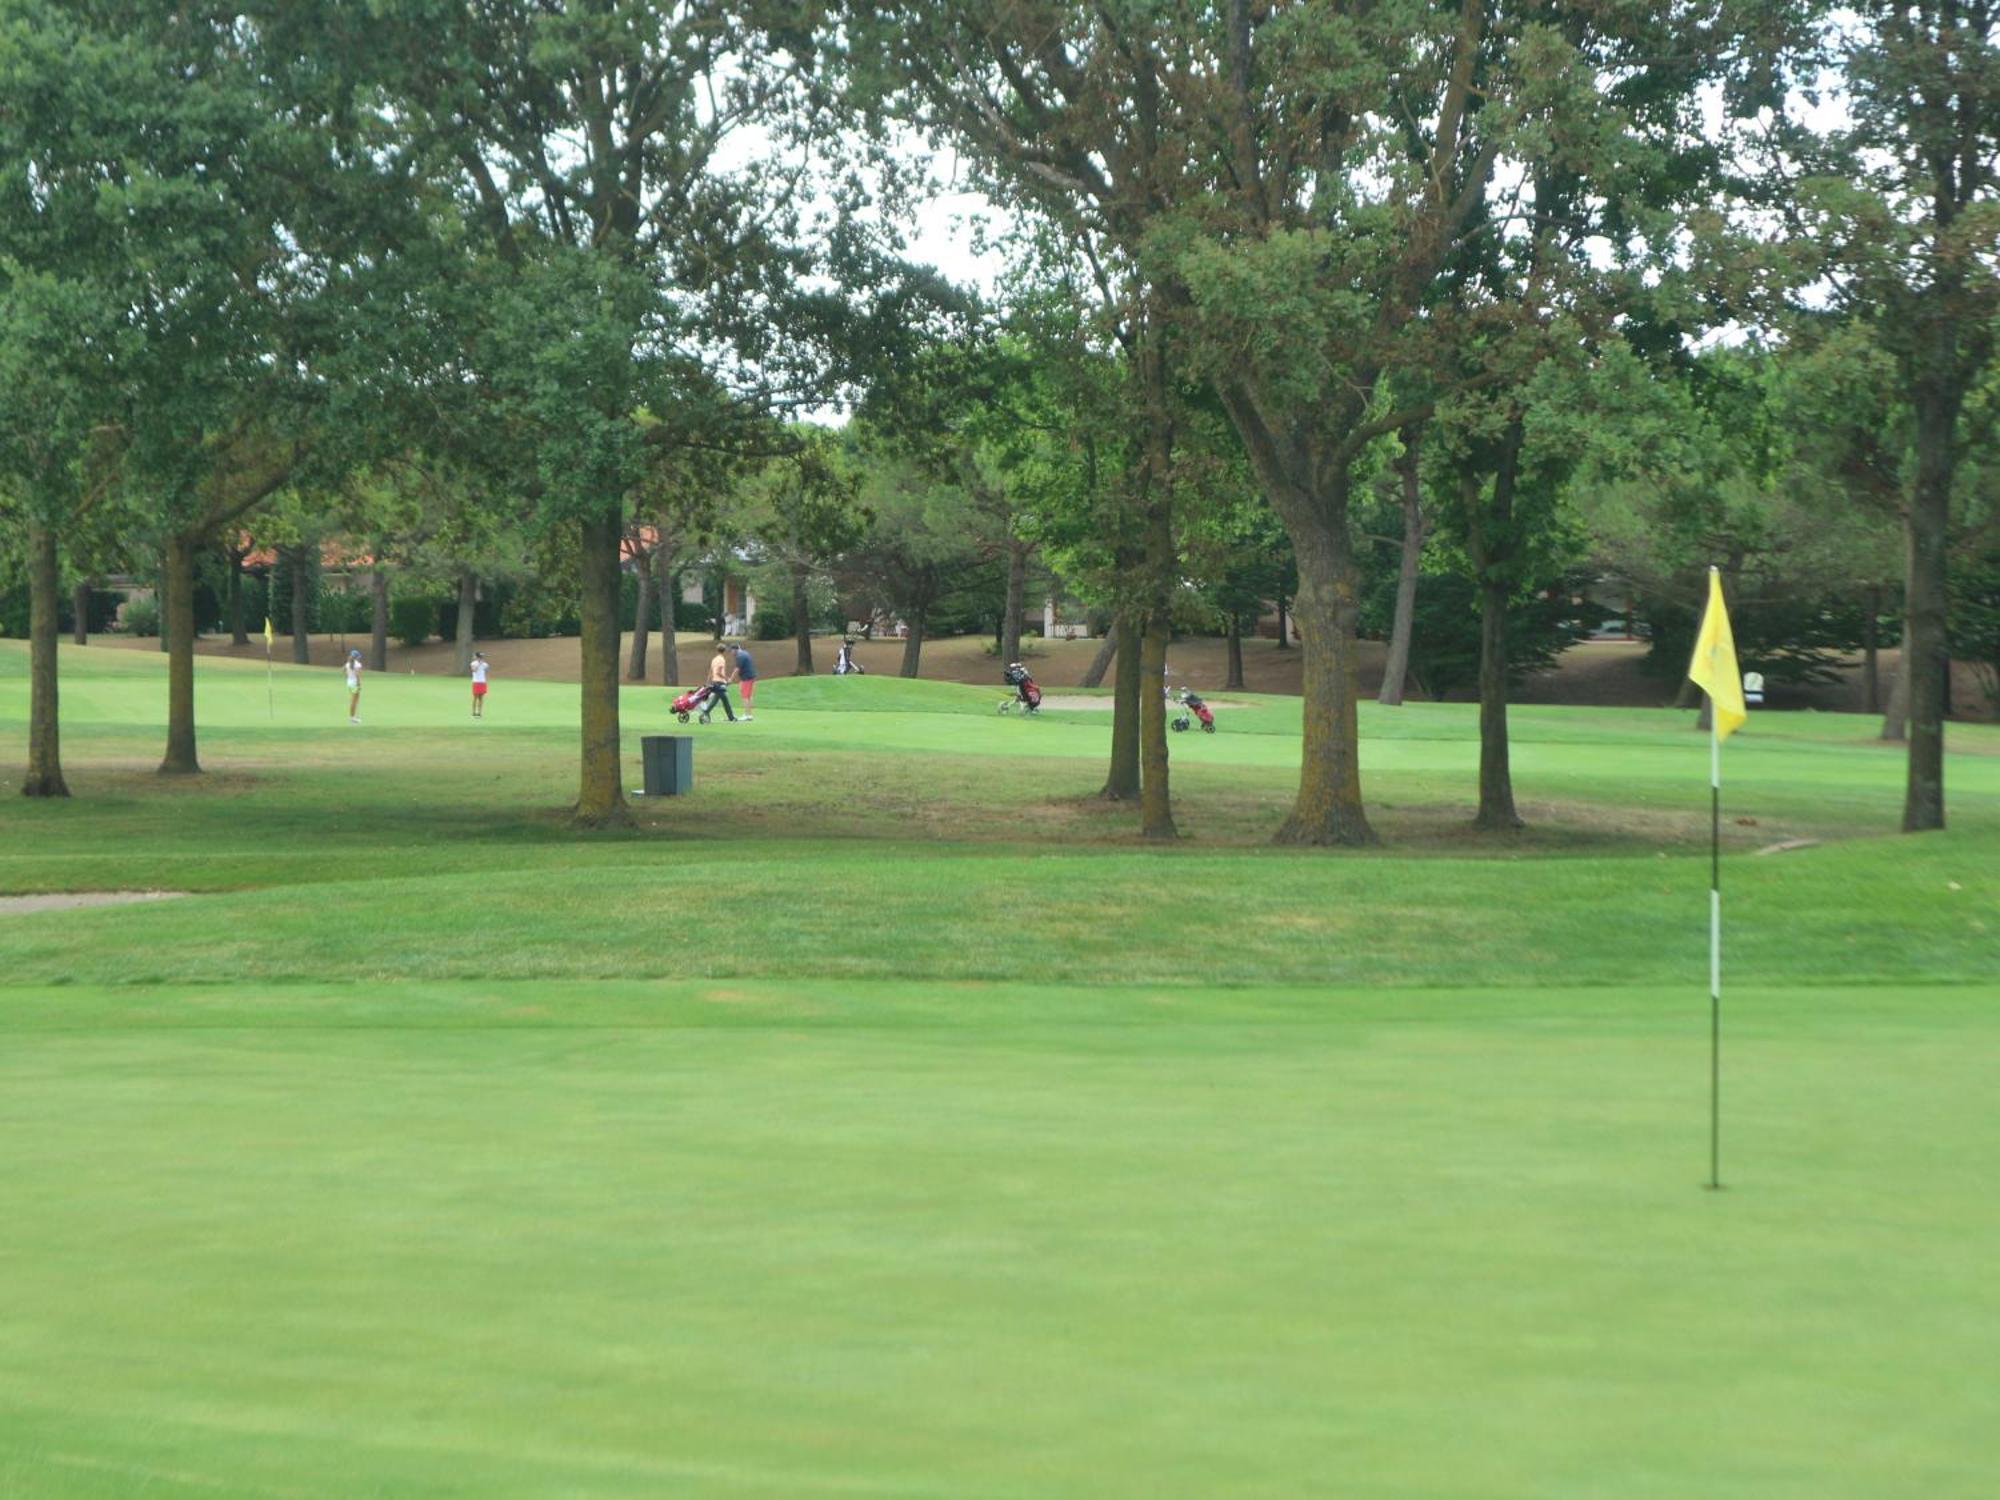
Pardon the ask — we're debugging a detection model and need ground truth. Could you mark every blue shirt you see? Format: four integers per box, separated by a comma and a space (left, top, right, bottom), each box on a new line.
734, 648, 756, 681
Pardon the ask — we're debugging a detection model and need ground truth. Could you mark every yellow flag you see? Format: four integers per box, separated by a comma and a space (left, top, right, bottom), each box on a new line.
1687, 568, 1746, 739
262, 616, 273, 650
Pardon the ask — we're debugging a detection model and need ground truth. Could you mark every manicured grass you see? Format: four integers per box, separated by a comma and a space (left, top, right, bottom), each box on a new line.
1, 641, 1997, 1497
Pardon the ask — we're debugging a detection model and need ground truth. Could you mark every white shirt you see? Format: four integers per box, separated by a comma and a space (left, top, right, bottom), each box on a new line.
471, 660, 489, 685
345, 661, 361, 689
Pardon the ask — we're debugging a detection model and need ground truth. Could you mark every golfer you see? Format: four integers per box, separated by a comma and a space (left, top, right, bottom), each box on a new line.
734, 643, 757, 720
704, 643, 737, 722
469, 652, 490, 718
345, 649, 363, 724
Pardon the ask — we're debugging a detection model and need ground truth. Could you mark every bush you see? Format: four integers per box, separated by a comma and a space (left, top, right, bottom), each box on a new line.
268, 548, 320, 633
120, 596, 161, 636
752, 599, 792, 640
673, 597, 713, 632
237, 574, 270, 634
390, 595, 439, 647
319, 588, 373, 634
499, 583, 578, 639
57, 588, 124, 636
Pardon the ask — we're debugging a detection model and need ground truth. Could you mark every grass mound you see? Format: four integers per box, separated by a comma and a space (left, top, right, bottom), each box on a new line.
1, 641, 1996, 1497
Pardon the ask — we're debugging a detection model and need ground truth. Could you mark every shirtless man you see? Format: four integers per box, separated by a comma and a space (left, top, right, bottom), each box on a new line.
704, 643, 737, 722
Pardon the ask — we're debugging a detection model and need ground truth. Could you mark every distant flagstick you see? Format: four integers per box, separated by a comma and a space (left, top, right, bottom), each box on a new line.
263, 615, 275, 721
1686, 567, 1747, 1191
1708, 695, 1721, 1191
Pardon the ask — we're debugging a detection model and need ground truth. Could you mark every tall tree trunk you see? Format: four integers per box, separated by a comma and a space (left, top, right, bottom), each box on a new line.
1224, 611, 1246, 691
160, 534, 200, 775
1138, 607, 1176, 838
1467, 433, 1524, 831
1474, 579, 1520, 829
368, 567, 389, 672
1883, 620, 1910, 741
626, 545, 652, 680
1274, 593, 1289, 649
1001, 539, 1029, 666
286, 545, 311, 665
1275, 523, 1375, 845
71, 578, 90, 646
1225, 406, 1377, 844
656, 550, 678, 687
1103, 612, 1141, 800
228, 544, 249, 646
1133, 323, 1178, 840
899, 603, 927, 677
574, 508, 629, 827
792, 564, 815, 674
24, 519, 69, 797
1379, 427, 1424, 706
1079, 621, 1119, 689
1903, 390, 1956, 831
454, 571, 478, 675
1861, 584, 1881, 715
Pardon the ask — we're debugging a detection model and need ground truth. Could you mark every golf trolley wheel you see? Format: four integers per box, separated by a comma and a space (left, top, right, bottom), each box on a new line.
1171, 717, 1189, 733
698, 711, 711, 724
997, 701, 1011, 715
676, 710, 690, 724
1202, 720, 1215, 733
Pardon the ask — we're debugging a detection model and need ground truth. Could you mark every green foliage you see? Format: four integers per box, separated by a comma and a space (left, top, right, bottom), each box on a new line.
1358, 569, 1602, 701
317, 589, 373, 636
117, 595, 160, 637
1952, 546, 2000, 709
752, 599, 793, 641
498, 583, 579, 640
390, 594, 438, 648
673, 597, 713, 632
268, 549, 322, 635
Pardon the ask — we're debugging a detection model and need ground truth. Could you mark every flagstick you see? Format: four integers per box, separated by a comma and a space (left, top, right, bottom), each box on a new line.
265, 638, 274, 722
1708, 703, 1722, 1191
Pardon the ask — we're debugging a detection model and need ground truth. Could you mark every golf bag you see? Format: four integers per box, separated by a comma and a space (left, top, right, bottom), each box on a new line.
1170, 688, 1216, 733
671, 682, 727, 724
998, 661, 1042, 715
834, 640, 866, 675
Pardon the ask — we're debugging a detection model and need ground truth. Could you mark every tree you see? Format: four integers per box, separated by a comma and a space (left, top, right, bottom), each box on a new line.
48, 2, 411, 776
1755, 0, 2000, 827
840, 435, 989, 675
1377, 429, 1428, 707
746, 433, 866, 674
355, 0, 932, 824
832, 6, 1205, 837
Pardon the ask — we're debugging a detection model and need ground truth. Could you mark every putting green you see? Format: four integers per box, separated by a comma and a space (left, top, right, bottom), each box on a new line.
1, 642, 1996, 1496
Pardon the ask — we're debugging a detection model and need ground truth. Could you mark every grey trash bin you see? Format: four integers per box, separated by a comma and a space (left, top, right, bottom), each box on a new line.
640, 735, 693, 796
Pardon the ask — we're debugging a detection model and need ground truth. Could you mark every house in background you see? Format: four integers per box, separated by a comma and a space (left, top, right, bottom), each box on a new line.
1043, 585, 1094, 639
675, 572, 757, 636
618, 527, 759, 634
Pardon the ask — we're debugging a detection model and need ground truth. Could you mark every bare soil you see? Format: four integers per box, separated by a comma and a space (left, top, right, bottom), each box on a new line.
0, 891, 188, 915
84, 630, 1995, 717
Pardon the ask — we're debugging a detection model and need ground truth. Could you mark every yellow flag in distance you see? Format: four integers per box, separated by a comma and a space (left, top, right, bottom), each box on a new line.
1687, 568, 1747, 739
262, 616, 273, 650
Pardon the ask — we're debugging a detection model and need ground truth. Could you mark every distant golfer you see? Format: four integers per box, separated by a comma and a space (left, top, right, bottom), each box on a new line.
704, 644, 737, 722
344, 649, 363, 724
835, 638, 864, 675
734, 643, 757, 720
469, 652, 490, 718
